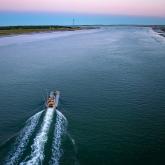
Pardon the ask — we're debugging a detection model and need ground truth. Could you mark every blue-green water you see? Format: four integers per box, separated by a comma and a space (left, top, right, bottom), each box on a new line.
0, 27, 165, 165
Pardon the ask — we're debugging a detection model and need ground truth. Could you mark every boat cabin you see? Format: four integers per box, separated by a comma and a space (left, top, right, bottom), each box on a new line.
47, 97, 55, 108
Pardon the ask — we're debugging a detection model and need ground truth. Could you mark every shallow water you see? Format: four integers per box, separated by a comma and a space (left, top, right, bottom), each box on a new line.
0, 27, 165, 165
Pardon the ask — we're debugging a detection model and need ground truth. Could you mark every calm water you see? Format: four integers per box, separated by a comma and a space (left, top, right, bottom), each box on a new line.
0, 27, 165, 165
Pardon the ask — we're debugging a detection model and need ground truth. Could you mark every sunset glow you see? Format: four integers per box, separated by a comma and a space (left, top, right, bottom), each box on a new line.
0, 0, 165, 25
1, 0, 165, 17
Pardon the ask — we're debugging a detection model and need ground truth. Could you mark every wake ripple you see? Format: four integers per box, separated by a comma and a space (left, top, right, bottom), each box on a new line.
50, 110, 67, 165
5, 111, 43, 165
21, 108, 54, 165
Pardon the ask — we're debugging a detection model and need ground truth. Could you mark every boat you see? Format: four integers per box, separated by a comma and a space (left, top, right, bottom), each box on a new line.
46, 91, 60, 109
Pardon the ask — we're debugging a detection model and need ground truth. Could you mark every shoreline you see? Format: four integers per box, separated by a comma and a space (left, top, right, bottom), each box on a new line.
0, 25, 82, 36
152, 25, 165, 37
1, 25, 165, 37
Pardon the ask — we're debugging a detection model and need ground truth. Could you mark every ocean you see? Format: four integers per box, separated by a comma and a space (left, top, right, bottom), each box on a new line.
0, 27, 165, 165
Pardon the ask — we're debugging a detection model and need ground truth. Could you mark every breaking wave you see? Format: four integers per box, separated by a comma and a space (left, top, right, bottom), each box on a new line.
5, 111, 43, 165
21, 108, 55, 165
50, 110, 67, 165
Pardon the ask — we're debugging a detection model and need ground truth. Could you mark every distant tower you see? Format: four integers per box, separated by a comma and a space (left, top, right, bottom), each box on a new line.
72, 18, 75, 26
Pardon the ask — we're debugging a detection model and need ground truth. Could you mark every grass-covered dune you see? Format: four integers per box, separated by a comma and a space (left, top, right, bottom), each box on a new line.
0, 25, 81, 36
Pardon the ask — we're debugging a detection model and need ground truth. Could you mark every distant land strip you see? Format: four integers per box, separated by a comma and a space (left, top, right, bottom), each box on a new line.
0, 25, 82, 36
0, 25, 165, 37
152, 25, 165, 37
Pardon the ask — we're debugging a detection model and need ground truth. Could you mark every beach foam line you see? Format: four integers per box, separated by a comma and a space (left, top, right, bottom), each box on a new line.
50, 110, 67, 165
5, 111, 43, 165
21, 108, 54, 165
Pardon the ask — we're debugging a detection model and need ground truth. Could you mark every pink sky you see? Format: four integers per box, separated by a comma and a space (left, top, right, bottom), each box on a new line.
0, 0, 165, 17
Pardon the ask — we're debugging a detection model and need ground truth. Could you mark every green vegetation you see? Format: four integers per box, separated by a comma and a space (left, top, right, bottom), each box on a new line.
0, 25, 81, 36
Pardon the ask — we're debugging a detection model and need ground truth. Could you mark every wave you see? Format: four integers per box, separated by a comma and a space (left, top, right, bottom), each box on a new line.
50, 110, 67, 165
21, 108, 54, 165
5, 111, 43, 165
67, 133, 79, 165
4, 108, 75, 165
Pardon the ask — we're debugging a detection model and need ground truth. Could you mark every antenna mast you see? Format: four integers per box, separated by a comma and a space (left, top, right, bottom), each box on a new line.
72, 18, 75, 26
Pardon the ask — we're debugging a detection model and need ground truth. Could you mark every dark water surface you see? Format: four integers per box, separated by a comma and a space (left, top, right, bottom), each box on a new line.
0, 27, 165, 165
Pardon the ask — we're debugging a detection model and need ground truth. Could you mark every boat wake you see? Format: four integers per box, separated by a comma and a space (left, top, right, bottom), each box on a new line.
21, 108, 55, 165
5, 107, 75, 165
50, 110, 67, 165
5, 111, 43, 165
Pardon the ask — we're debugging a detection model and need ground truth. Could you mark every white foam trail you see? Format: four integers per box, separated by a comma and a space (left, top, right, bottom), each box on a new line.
50, 110, 67, 165
21, 108, 54, 165
5, 111, 43, 165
